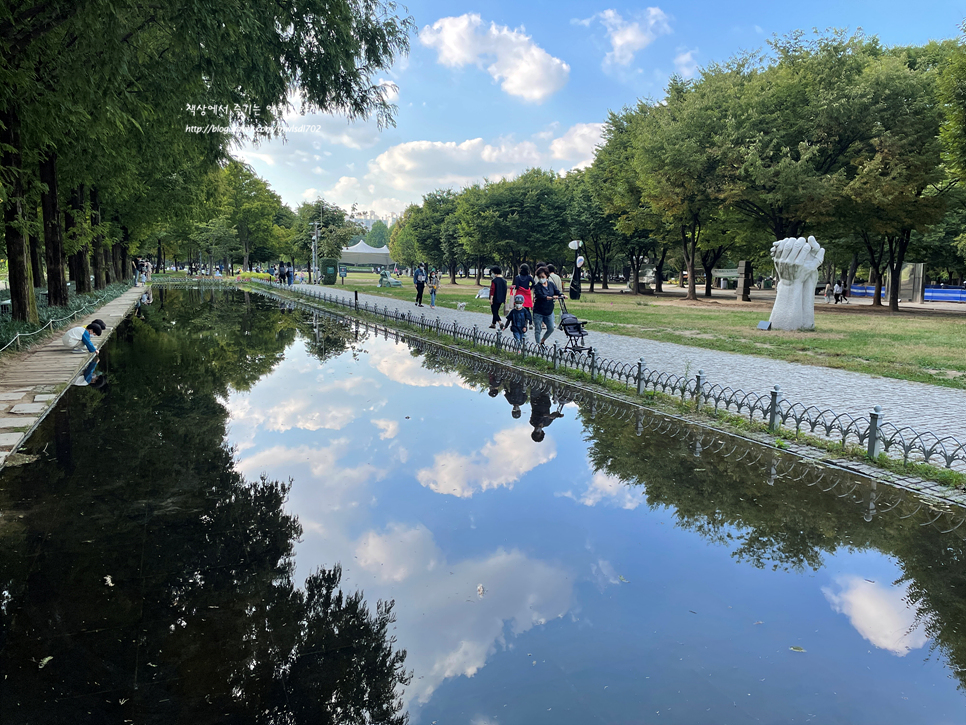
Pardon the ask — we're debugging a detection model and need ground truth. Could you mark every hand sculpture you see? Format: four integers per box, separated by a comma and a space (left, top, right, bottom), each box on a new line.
768, 236, 825, 330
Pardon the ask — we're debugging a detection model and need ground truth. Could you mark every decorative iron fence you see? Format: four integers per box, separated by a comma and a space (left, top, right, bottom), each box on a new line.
156, 278, 966, 473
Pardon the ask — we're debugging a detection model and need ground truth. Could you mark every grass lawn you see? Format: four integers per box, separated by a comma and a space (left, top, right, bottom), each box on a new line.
326, 272, 966, 389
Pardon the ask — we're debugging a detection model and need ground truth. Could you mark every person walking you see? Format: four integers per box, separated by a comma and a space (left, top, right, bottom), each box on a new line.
428, 269, 440, 308
502, 294, 532, 346
833, 280, 843, 304
511, 264, 535, 312
488, 266, 507, 328
413, 263, 427, 307
824, 281, 832, 304
547, 264, 563, 324
287, 263, 294, 286
532, 267, 561, 346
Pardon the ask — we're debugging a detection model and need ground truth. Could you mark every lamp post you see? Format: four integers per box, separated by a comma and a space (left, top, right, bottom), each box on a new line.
310, 221, 320, 284
568, 240, 583, 300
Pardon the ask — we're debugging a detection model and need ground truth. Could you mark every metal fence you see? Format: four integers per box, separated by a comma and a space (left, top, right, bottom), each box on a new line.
157, 278, 966, 473
0, 287, 128, 355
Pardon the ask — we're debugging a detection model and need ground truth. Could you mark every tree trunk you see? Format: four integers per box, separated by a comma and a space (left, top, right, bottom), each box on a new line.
89, 187, 106, 289
654, 244, 668, 294
66, 187, 90, 294
887, 231, 911, 314
846, 253, 859, 293
871, 268, 883, 307
29, 232, 46, 288
40, 152, 69, 306
601, 261, 609, 290
449, 264, 457, 285
0, 106, 38, 323
681, 223, 698, 302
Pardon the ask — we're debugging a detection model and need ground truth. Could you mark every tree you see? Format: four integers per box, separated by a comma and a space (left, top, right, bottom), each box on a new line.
365, 220, 391, 248
223, 161, 281, 271
632, 79, 724, 301
389, 205, 419, 268
564, 168, 619, 292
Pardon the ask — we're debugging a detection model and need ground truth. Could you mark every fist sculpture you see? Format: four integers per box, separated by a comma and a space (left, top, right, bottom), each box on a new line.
768, 236, 825, 330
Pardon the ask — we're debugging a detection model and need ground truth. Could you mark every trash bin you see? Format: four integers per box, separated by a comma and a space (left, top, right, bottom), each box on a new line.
764, 279, 773, 290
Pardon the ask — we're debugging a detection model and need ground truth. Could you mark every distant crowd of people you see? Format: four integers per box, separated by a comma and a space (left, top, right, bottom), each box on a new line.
823, 280, 851, 304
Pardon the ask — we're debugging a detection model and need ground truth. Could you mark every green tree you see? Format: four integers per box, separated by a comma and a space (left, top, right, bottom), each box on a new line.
365, 219, 391, 248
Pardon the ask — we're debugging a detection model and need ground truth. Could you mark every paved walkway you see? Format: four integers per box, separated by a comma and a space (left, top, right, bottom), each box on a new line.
0, 286, 144, 466
302, 284, 966, 441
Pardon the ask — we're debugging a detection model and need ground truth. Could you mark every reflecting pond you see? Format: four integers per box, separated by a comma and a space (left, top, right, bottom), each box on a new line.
1, 288, 965, 724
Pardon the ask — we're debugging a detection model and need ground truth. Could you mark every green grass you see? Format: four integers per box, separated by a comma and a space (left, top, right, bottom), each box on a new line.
329, 273, 966, 389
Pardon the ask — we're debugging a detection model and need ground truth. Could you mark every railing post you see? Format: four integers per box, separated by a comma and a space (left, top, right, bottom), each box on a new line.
695, 369, 705, 410
436, 317, 441, 336
589, 349, 597, 382
452, 320, 458, 338
636, 358, 645, 396
354, 290, 359, 310
496, 328, 502, 351
420, 313, 426, 330
472, 325, 478, 347
552, 342, 559, 370
768, 385, 782, 432
867, 405, 884, 459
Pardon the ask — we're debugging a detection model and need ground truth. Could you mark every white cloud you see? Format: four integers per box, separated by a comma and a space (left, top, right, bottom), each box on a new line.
236, 150, 276, 167
550, 122, 604, 169
674, 48, 699, 78
822, 576, 930, 656
416, 427, 556, 498
369, 344, 473, 388
420, 13, 570, 102
229, 393, 357, 434
356, 523, 440, 582
367, 137, 538, 192
372, 418, 399, 440
324, 176, 362, 207
576, 8, 672, 68
370, 197, 405, 216
559, 470, 642, 510
312, 166, 324, 175
301, 187, 320, 200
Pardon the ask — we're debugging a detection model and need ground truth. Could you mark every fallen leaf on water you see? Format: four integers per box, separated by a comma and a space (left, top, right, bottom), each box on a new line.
104, 575, 114, 587
38, 656, 53, 669
789, 646, 806, 653
618, 575, 629, 583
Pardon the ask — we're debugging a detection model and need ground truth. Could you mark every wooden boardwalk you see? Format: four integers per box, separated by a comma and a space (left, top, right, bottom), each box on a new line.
0, 286, 145, 466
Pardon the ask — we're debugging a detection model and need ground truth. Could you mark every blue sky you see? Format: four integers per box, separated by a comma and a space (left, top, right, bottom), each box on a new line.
236, 1, 965, 216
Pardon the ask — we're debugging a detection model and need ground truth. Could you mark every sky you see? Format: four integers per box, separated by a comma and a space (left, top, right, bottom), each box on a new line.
235, 1, 966, 217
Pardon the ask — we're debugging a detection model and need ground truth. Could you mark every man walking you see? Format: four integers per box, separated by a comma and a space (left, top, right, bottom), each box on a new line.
488, 266, 507, 328
413, 263, 427, 307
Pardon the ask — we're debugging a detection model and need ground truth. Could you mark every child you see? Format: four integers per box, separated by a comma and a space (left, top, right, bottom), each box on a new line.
488, 266, 507, 328
62, 322, 103, 354
502, 294, 532, 345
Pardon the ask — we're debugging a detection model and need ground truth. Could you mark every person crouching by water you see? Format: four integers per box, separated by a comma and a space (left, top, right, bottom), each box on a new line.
62, 322, 103, 355
502, 294, 532, 346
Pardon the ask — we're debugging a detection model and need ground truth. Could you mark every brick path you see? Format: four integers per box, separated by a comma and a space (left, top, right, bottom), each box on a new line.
304, 284, 966, 441
0, 286, 144, 466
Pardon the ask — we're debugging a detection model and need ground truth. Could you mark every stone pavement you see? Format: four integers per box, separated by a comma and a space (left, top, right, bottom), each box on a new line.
0, 286, 145, 467
302, 284, 966, 441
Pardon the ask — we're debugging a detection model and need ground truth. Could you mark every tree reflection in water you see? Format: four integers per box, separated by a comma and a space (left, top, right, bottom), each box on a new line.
415, 342, 966, 693
0, 288, 410, 724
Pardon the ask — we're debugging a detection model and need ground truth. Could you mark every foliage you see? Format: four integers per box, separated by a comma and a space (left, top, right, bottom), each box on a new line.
365, 220, 391, 248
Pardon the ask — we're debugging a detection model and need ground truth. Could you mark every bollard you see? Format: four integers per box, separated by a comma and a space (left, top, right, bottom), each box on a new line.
636, 358, 646, 396
472, 325, 478, 347
867, 405, 884, 459
496, 329, 502, 351
695, 369, 705, 410
354, 290, 359, 310
552, 342, 559, 370
589, 349, 597, 382
768, 385, 782, 432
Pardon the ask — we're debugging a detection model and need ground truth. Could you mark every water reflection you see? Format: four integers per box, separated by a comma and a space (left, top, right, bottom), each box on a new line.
1, 289, 965, 724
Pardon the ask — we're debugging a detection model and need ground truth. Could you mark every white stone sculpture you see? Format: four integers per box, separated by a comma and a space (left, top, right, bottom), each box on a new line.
768, 236, 825, 331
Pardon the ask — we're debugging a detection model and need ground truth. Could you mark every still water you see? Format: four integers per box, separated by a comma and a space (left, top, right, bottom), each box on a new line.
1, 288, 964, 724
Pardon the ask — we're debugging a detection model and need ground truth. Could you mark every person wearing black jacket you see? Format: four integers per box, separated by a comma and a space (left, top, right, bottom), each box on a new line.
488, 267, 507, 327
532, 268, 561, 345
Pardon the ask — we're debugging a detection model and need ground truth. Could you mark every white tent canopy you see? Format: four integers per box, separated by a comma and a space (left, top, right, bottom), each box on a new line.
340, 241, 393, 266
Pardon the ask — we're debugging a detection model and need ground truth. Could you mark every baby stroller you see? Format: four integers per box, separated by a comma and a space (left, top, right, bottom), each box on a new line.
558, 298, 592, 357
